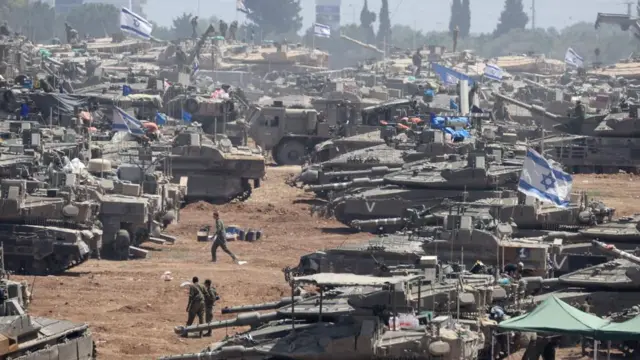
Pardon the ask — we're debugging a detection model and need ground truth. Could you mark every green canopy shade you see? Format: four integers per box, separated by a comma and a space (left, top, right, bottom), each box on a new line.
498, 296, 609, 336
597, 315, 640, 340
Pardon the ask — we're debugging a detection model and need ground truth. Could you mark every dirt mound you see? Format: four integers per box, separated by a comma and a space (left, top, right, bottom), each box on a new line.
183, 201, 215, 212
108, 304, 148, 314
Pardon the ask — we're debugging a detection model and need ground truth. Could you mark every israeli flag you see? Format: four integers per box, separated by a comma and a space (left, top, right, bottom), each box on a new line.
518, 148, 573, 208
314, 23, 331, 38
484, 63, 503, 81
120, 7, 153, 40
236, 0, 249, 14
112, 106, 145, 136
564, 47, 584, 68
191, 58, 199, 76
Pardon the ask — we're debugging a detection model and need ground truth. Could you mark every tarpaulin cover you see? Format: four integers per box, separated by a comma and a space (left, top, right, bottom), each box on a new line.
430, 115, 470, 129
498, 296, 609, 336
29, 93, 89, 117
596, 315, 640, 340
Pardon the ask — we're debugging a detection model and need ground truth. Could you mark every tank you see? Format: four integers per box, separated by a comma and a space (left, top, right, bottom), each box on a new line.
321, 152, 522, 227
494, 92, 640, 173
0, 247, 95, 359
170, 130, 265, 204
163, 273, 490, 360
0, 179, 94, 275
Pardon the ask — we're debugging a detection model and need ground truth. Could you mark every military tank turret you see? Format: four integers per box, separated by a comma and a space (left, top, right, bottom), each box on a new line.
322, 151, 521, 227
0, 178, 95, 274
494, 92, 640, 173
164, 273, 489, 360
170, 130, 265, 204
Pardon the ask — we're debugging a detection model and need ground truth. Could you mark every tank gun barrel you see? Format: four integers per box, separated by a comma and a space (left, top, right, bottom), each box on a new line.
350, 214, 437, 229
305, 178, 384, 192
174, 311, 279, 335
592, 240, 640, 264
221, 297, 302, 314
492, 92, 560, 120
521, 78, 556, 92
322, 166, 392, 178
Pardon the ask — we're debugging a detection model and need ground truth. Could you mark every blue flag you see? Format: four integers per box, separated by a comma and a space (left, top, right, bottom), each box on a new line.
182, 111, 192, 123
20, 103, 29, 118
432, 63, 474, 86
155, 112, 167, 126
122, 85, 132, 96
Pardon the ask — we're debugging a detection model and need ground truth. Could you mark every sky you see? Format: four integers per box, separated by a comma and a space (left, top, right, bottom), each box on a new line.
144, 0, 632, 34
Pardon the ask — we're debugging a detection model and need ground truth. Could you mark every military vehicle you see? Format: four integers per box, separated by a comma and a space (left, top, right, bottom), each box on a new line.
595, 6, 640, 41
170, 130, 265, 204
0, 247, 95, 360
0, 178, 94, 274
320, 152, 521, 227
164, 272, 493, 360
247, 97, 415, 165
494, 92, 640, 173
309, 130, 385, 163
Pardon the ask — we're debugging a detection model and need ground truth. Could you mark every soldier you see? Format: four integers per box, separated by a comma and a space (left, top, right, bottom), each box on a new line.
211, 211, 242, 264
202, 279, 218, 336
190, 16, 199, 39
0, 22, 10, 37
412, 48, 422, 76
579, 297, 592, 355
184, 276, 205, 337
452, 25, 459, 52
574, 100, 586, 121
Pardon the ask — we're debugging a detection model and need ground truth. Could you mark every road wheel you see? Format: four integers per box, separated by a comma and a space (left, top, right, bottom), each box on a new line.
274, 140, 306, 165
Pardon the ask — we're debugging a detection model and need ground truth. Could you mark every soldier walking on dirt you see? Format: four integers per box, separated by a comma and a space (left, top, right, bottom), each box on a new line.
211, 211, 243, 264
202, 279, 218, 337
184, 276, 205, 337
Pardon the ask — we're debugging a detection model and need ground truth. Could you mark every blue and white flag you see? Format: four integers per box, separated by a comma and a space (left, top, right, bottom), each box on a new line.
484, 63, 503, 81
314, 23, 331, 38
112, 106, 145, 135
564, 47, 584, 68
236, 0, 249, 14
432, 63, 474, 87
120, 7, 153, 40
191, 58, 199, 77
518, 148, 573, 207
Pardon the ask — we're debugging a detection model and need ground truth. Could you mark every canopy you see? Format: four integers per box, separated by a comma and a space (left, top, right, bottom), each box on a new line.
597, 315, 640, 340
498, 296, 609, 336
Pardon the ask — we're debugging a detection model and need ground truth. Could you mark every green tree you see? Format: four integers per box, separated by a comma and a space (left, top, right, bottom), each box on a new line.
150, 21, 173, 40
66, 4, 119, 38
494, 0, 529, 37
171, 13, 193, 40
460, 0, 471, 37
243, 0, 302, 36
359, 0, 376, 44
376, 0, 391, 48
448, 0, 461, 34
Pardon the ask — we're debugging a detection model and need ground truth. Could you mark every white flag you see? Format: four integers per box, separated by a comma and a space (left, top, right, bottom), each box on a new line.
484, 63, 503, 81
120, 7, 153, 40
314, 23, 331, 38
518, 148, 573, 208
564, 47, 584, 68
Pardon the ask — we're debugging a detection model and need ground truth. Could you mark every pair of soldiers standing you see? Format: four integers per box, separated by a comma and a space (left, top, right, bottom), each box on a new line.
185, 276, 218, 337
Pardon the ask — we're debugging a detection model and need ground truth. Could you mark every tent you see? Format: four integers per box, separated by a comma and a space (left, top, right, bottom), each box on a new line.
498, 295, 609, 337
597, 315, 640, 340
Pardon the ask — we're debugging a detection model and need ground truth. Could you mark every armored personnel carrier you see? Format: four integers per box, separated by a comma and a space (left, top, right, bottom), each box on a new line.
163, 272, 490, 360
170, 130, 265, 204
494, 92, 640, 173
322, 152, 521, 227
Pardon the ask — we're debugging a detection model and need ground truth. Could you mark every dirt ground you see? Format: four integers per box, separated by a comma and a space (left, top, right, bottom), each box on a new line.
15, 169, 640, 360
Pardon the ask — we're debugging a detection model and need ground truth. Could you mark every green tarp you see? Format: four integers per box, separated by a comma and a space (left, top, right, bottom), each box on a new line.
597, 315, 640, 340
498, 296, 610, 336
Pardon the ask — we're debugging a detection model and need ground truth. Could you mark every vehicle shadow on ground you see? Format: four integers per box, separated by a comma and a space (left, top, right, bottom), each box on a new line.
320, 227, 359, 235
292, 198, 326, 206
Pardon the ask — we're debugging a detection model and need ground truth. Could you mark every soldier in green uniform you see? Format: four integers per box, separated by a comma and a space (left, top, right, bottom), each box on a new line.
211, 211, 241, 264
202, 279, 218, 337
184, 276, 205, 337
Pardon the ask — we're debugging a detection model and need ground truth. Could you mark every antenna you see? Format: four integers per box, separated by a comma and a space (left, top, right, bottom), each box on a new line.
531, 0, 536, 29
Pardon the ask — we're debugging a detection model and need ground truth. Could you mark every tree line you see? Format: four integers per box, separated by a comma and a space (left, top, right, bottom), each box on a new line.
2, 0, 638, 70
